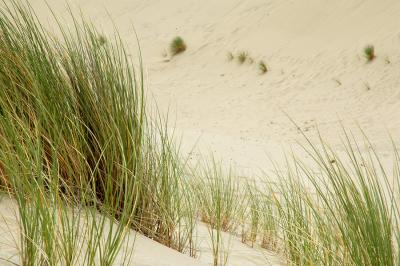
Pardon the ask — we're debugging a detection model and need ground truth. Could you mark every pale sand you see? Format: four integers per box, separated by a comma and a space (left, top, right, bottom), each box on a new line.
0, 196, 205, 266
30, 0, 400, 173
0, 196, 281, 265
3, 0, 400, 264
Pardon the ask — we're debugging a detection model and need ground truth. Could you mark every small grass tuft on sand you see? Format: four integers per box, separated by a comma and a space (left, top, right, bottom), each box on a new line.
364, 45, 375, 61
170, 36, 187, 56
258, 61, 268, 74
237, 51, 248, 64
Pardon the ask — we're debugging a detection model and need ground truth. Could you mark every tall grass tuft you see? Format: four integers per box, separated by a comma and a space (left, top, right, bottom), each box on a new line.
264, 130, 400, 265
246, 184, 260, 247
245, 181, 278, 250
0, 0, 193, 263
193, 159, 242, 265
302, 132, 396, 265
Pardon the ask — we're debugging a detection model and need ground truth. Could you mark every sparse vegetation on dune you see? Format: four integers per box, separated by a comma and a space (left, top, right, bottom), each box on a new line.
262, 129, 400, 265
237, 51, 248, 64
258, 60, 268, 74
228, 51, 269, 75
2, 2, 400, 266
190, 130, 400, 266
170, 36, 187, 56
364, 45, 375, 61
193, 159, 242, 266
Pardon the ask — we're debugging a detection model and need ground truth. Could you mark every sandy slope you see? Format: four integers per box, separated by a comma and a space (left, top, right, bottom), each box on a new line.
31, 0, 400, 173
0, 196, 206, 266
0, 196, 281, 266
11, 0, 400, 264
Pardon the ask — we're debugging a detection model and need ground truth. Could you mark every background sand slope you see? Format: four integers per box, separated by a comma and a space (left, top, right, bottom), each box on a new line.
31, 0, 400, 173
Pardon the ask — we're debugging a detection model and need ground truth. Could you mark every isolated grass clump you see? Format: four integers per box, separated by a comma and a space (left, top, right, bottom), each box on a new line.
237, 51, 248, 64
364, 45, 375, 61
170, 36, 187, 56
258, 61, 268, 74
0, 1, 196, 263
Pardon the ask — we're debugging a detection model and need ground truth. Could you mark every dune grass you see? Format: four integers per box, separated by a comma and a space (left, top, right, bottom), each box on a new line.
262, 130, 400, 265
2, 2, 400, 266
237, 51, 248, 64
242, 183, 261, 247
258, 61, 268, 74
208, 129, 400, 266
195, 160, 242, 233
192, 158, 243, 266
242, 182, 278, 250
170, 36, 187, 56
0, 1, 196, 264
364, 45, 375, 61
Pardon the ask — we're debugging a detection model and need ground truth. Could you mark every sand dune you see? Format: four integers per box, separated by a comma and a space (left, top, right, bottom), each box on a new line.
0, 197, 207, 266
13, 0, 400, 264
31, 0, 400, 172
0, 195, 282, 265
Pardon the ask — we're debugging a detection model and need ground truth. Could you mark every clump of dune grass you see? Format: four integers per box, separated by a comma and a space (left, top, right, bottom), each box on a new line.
264, 128, 400, 265
258, 61, 268, 74
195, 159, 242, 233
245, 184, 260, 247
0, 1, 195, 264
305, 133, 396, 265
272, 168, 328, 264
243, 182, 278, 250
193, 159, 242, 266
237, 51, 248, 64
259, 194, 278, 250
170, 36, 187, 56
364, 45, 375, 61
